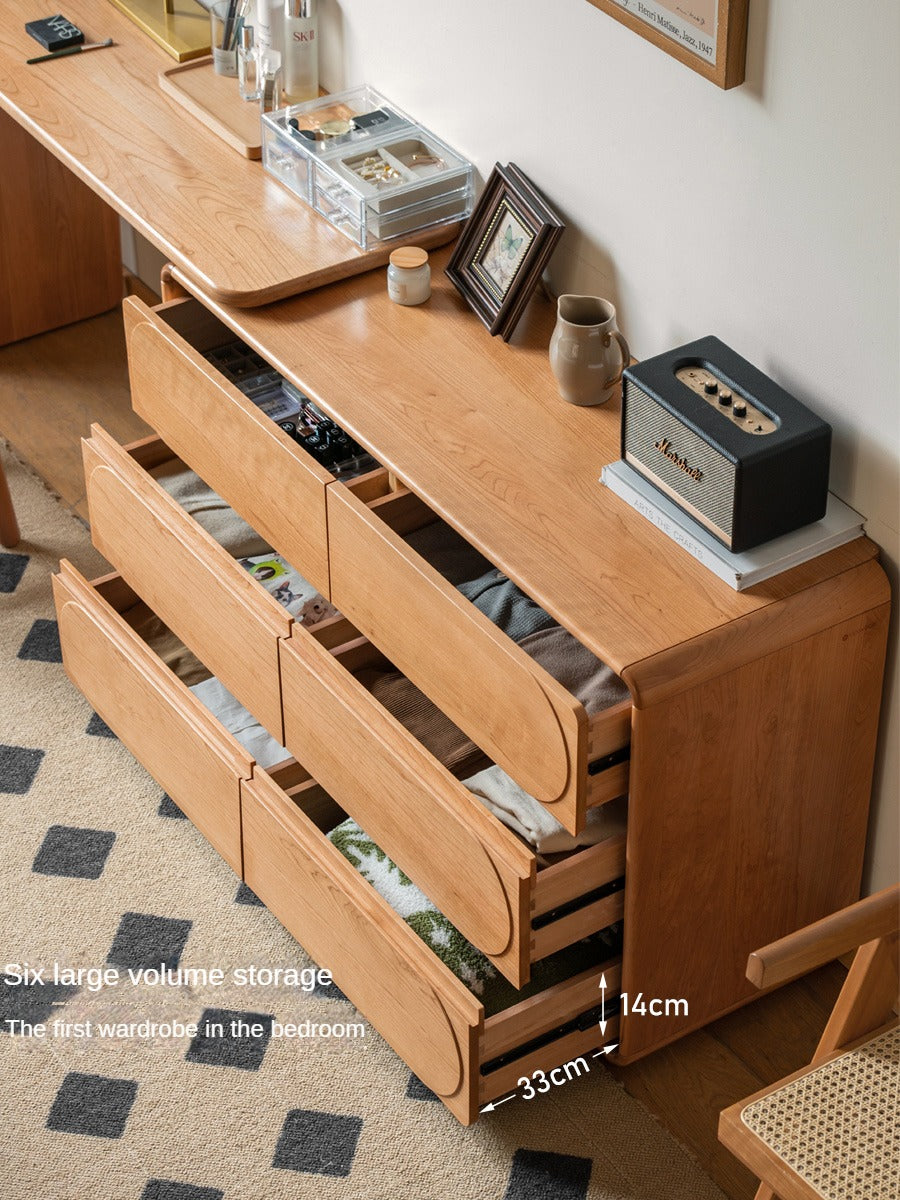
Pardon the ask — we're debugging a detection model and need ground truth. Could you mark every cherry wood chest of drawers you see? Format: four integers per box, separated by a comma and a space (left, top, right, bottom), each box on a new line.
54, 255, 890, 1123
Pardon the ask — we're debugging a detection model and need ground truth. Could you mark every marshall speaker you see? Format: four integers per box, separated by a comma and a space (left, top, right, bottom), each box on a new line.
621, 336, 831, 553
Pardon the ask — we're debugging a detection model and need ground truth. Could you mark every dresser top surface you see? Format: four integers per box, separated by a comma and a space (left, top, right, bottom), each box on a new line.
0, 0, 453, 306
183, 249, 879, 673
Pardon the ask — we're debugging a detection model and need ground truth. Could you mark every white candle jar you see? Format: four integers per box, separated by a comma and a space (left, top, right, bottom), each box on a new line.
387, 247, 431, 306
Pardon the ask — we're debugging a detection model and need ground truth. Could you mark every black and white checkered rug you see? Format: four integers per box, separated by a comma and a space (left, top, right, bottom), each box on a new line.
0, 443, 727, 1200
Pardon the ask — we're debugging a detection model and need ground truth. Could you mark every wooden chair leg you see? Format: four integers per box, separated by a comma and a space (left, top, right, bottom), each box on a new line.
0, 455, 20, 547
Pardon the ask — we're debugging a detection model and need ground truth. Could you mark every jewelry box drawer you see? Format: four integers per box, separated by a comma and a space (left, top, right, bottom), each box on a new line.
82, 425, 292, 740
278, 625, 627, 988
326, 478, 633, 835
122, 295, 335, 596
51, 562, 254, 874
241, 762, 622, 1125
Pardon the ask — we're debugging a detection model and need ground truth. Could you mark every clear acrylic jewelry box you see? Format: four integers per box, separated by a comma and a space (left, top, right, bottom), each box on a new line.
261, 85, 474, 248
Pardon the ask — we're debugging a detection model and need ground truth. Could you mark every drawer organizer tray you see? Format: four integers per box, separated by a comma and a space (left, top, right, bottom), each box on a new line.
122, 292, 633, 838
260, 86, 474, 248
52, 562, 622, 1124
81, 427, 627, 988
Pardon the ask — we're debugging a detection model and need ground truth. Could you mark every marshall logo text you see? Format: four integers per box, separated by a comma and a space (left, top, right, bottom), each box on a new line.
654, 437, 703, 482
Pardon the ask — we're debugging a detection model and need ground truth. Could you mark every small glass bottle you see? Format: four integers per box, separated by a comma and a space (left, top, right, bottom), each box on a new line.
283, 0, 318, 104
259, 48, 283, 114
387, 247, 431, 306
238, 25, 261, 101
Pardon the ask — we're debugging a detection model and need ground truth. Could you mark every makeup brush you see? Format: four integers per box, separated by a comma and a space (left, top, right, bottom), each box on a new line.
27, 38, 113, 65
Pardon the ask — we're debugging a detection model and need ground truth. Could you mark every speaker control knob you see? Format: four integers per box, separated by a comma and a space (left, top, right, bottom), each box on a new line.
704, 380, 718, 394
718, 390, 733, 407
732, 399, 747, 417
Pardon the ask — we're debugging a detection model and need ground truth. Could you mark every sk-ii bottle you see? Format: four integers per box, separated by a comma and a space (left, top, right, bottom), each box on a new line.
283, 0, 318, 103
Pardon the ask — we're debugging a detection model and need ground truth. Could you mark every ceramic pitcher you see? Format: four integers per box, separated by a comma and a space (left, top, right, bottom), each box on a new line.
549, 295, 630, 406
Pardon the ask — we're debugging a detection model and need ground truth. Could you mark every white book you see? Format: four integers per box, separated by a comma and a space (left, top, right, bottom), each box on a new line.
600, 459, 865, 591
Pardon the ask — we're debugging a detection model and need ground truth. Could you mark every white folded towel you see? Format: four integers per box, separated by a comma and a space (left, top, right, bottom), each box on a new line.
464, 764, 627, 855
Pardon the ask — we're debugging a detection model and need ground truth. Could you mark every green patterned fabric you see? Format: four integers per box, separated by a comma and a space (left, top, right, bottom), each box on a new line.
327, 818, 620, 1017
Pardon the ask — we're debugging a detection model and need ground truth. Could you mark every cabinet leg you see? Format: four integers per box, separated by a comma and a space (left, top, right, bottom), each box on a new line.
0, 455, 20, 547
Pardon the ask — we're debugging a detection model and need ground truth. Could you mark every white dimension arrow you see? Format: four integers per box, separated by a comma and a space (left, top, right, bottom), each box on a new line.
480, 1094, 516, 1114
599, 972, 608, 1035
593, 1042, 620, 1058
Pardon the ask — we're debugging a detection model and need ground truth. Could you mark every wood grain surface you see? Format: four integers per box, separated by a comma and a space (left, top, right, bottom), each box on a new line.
173, 254, 888, 676
52, 561, 253, 873
0, 1, 457, 305
0, 108, 120, 344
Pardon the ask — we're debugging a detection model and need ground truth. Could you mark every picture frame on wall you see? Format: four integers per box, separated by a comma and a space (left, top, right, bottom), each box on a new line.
445, 163, 565, 342
585, 0, 749, 89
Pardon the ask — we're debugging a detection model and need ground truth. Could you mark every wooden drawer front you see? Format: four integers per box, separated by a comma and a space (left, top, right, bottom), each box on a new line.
279, 629, 628, 987
52, 562, 254, 874
242, 770, 481, 1123
122, 295, 333, 595
83, 426, 291, 741
328, 483, 631, 834
242, 767, 623, 1124
279, 630, 534, 986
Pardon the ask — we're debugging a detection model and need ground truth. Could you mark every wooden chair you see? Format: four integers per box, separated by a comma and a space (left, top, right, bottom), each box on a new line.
719, 883, 899, 1200
0, 453, 20, 547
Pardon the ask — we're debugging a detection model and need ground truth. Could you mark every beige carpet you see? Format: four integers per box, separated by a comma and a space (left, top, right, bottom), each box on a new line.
0, 441, 728, 1200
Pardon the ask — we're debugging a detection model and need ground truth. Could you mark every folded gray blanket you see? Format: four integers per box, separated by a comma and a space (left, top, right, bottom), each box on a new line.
517, 626, 630, 716
327, 817, 621, 1016
150, 460, 271, 557
457, 567, 557, 643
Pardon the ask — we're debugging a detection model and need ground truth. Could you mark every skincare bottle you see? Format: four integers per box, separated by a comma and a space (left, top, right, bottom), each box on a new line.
238, 25, 261, 101
254, 0, 283, 57
259, 48, 283, 114
283, 0, 318, 104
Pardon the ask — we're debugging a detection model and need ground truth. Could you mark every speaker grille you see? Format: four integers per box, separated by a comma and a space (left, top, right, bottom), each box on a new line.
624, 381, 736, 540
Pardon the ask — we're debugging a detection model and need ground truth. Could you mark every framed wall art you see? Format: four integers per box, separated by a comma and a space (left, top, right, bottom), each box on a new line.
445, 163, 565, 342
586, 0, 749, 89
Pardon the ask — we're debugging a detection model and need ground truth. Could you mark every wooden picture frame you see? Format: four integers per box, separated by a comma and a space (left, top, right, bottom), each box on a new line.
585, 0, 749, 89
445, 163, 565, 342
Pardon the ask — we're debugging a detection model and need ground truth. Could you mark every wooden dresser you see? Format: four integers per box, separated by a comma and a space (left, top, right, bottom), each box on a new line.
52, 250, 891, 1124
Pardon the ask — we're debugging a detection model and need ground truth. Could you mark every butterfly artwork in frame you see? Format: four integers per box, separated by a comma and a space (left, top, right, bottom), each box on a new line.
446, 163, 565, 342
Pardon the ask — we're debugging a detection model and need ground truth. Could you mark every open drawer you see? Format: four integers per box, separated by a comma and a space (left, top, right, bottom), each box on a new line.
82, 425, 293, 741
326, 475, 633, 835
51, 562, 254, 874
280, 625, 626, 988
242, 762, 622, 1125
122, 295, 338, 596
83, 426, 627, 988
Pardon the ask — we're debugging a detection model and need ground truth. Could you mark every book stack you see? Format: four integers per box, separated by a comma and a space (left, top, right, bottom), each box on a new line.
600, 459, 865, 591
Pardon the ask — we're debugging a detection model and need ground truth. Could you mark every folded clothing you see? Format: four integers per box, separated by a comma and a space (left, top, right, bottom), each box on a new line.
403, 519, 493, 587
465, 765, 627, 856
457, 567, 557, 643
327, 817, 622, 1017
125, 601, 211, 687
150, 460, 271, 557
517, 625, 630, 716
189, 676, 289, 768
238, 553, 338, 626
356, 668, 488, 778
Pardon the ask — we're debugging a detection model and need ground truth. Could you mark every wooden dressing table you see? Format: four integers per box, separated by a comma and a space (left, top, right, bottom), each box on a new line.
2, 2, 891, 1123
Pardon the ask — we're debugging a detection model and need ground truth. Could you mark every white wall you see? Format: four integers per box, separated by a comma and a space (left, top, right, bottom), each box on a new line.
322, 0, 900, 890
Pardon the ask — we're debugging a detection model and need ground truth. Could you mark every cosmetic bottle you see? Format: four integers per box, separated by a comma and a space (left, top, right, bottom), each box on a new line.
283, 0, 318, 104
254, 0, 283, 57
238, 25, 261, 101
259, 48, 283, 114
